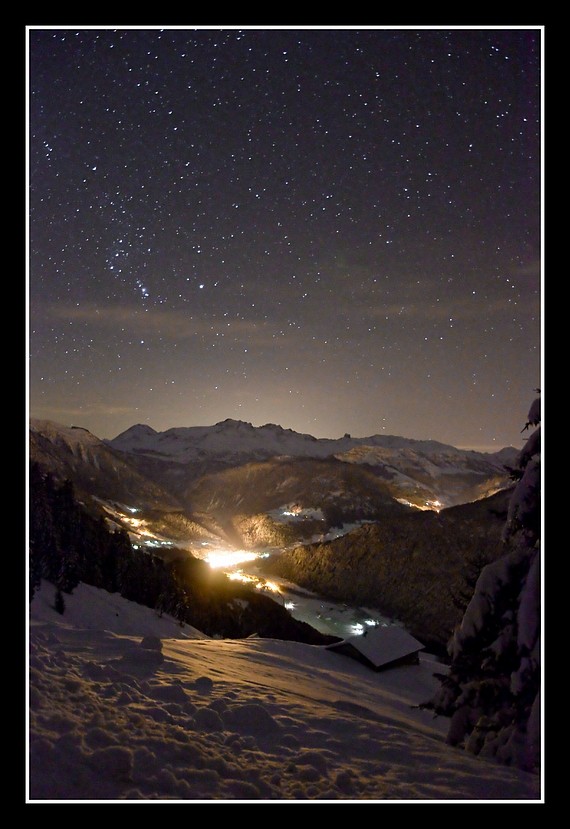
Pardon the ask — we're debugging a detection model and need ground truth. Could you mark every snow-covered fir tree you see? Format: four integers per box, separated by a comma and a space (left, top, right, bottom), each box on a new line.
427, 394, 541, 772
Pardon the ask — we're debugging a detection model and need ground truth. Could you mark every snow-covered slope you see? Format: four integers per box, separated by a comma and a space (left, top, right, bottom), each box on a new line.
28, 581, 541, 802
29, 419, 180, 512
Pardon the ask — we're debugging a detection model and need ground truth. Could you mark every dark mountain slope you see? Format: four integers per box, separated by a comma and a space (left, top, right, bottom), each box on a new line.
183, 455, 410, 547
29, 462, 336, 647
29, 420, 181, 513
260, 488, 513, 653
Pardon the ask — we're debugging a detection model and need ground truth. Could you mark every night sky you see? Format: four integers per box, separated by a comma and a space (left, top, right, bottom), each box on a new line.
28, 26, 542, 451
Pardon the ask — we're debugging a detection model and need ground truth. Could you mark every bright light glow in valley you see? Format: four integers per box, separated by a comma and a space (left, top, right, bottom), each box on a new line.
205, 549, 258, 569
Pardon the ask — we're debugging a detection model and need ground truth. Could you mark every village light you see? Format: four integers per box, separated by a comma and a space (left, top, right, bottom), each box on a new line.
261, 581, 281, 593
227, 572, 257, 584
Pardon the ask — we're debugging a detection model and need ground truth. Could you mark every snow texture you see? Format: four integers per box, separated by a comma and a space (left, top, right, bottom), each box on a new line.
28, 582, 541, 802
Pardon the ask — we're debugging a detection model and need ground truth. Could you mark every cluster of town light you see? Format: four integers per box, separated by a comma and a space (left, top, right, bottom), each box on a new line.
350, 619, 381, 636
108, 503, 170, 543
396, 498, 443, 512
226, 569, 282, 595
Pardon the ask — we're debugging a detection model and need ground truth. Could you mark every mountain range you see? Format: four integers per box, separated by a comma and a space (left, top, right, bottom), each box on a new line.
29, 418, 518, 555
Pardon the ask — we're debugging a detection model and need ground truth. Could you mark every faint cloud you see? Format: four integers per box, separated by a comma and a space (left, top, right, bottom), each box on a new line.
509, 258, 542, 280
44, 303, 277, 345
365, 295, 539, 321
31, 403, 136, 420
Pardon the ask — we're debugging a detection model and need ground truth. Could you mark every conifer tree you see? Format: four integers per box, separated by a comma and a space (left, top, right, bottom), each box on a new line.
54, 588, 65, 615
426, 393, 541, 771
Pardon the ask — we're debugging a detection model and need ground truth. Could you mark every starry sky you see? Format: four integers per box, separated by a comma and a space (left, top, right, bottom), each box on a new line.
28, 26, 542, 451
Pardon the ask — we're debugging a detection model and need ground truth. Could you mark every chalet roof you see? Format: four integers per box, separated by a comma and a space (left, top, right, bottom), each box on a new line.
327, 624, 424, 670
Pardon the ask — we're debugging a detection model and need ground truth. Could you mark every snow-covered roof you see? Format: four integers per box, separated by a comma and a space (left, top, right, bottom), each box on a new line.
327, 625, 424, 670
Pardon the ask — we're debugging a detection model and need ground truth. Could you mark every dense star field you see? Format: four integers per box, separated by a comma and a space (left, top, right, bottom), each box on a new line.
28, 26, 542, 450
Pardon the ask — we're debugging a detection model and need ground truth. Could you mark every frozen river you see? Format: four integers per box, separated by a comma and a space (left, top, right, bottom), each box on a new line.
224, 553, 398, 642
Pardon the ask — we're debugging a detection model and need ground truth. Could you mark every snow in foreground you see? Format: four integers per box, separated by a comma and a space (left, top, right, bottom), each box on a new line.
28, 583, 541, 802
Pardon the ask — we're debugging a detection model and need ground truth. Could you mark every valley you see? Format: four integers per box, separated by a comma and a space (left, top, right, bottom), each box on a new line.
96, 496, 393, 641
226, 562, 399, 641
29, 417, 518, 652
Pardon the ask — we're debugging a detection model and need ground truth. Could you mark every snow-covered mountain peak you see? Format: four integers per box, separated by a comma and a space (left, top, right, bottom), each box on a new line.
214, 418, 255, 431
111, 423, 159, 441
104, 418, 517, 471
30, 419, 102, 447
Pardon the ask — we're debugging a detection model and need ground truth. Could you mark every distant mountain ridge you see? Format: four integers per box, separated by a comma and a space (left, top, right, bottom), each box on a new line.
108, 417, 515, 465
29, 418, 518, 554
